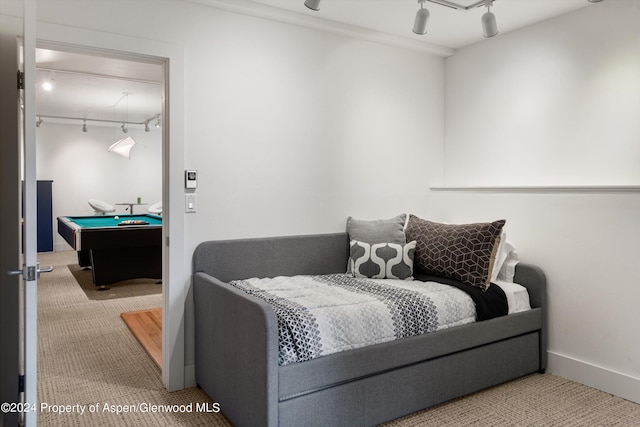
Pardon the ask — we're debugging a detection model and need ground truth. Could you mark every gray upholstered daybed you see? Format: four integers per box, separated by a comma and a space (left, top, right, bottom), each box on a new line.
193, 230, 546, 427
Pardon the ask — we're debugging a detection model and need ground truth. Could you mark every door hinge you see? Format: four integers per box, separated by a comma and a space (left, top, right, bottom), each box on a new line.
18, 375, 25, 393
17, 71, 25, 90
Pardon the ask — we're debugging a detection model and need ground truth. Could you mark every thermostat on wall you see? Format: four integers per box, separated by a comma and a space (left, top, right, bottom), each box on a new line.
185, 170, 198, 189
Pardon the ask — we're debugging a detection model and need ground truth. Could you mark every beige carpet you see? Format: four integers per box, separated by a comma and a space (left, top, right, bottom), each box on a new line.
37, 251, 640, 426
37, 251, 231, 426
67, 262, 162, 300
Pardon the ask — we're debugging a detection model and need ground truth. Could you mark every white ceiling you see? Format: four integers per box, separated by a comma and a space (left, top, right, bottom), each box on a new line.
35, 0, 596, 125
35, 49, 163, 129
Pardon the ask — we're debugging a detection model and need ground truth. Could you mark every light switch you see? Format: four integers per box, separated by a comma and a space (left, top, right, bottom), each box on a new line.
185, 194, 197, 213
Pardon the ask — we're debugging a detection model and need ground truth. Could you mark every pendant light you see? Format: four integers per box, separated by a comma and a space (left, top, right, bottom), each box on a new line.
108, 93, 136, 158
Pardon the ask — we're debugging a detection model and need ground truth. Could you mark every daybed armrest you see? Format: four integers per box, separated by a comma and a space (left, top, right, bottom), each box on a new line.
513, 262, 546, 310
194, 272, 279, 427
513, 262, 547, 371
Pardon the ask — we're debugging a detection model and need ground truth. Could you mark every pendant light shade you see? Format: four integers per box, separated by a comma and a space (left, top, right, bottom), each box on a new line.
108, 92, 136, 158
413, 6, 430, 35
482, 10, 498, 38
108, 136, 136, 159
304, 0, 321, 11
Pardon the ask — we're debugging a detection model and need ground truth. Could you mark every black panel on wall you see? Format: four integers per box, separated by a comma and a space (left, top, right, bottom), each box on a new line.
37, 180, 54, 252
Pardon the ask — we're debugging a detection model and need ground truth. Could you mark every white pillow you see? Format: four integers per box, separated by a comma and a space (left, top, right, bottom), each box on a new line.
491, 232, 519, 283
490, 233, 506, 282
497, 239, 519, 282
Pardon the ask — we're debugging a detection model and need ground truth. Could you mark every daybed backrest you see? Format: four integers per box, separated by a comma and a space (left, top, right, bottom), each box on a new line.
193, 232, 350, 283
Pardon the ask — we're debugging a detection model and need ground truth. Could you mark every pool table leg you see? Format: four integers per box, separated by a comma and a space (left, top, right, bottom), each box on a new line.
77, 250, 91, 269
89, 246, 162, 288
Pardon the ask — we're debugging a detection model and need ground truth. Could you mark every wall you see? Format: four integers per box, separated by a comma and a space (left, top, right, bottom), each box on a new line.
444, 1, 640, 186
184, 21, 444, 241
36, 123, 162, 251
30, 0, 445, 387
438, 0, 640, 403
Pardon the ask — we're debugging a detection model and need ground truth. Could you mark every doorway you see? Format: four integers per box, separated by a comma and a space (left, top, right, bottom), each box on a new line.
34, 44, 166, 373
32, 22, 187, 392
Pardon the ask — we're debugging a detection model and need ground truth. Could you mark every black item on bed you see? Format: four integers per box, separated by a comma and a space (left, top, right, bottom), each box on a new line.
413, 272, 508, 321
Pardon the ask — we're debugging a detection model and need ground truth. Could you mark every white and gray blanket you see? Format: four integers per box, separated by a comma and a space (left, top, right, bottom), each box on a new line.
228, 274, 476, 365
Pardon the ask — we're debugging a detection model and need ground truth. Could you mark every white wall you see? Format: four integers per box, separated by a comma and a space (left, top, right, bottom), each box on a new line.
438, 0, 640, 403
31, 0, 445, 386
444, 2, 640, 186
36, 123, 162, 251
183, 14, 444, 241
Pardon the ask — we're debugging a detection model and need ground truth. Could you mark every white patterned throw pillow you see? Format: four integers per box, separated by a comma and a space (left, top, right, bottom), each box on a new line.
349, 240, 416, 280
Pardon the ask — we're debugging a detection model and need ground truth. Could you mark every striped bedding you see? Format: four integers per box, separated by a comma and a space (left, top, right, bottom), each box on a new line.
228, 274, 476, 366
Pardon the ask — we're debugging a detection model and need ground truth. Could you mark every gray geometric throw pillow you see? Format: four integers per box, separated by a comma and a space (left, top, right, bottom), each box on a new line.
349, 240, 416, 280
346, 214, 407, 274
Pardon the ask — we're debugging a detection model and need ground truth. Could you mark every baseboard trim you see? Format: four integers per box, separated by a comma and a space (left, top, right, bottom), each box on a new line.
548, 351, 640, 404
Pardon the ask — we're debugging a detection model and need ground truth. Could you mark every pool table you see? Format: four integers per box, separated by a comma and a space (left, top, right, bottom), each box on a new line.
57, 214, 162, 288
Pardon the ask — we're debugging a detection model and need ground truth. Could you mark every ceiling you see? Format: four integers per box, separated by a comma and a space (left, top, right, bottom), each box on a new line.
35, 0, 595, 126
35, 49, 163, 129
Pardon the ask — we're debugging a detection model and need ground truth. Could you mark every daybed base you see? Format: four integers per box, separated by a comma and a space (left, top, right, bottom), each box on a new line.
193, 233, 546, 427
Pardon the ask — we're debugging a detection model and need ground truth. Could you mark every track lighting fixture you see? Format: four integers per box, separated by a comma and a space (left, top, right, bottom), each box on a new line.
413, 0, 430, 35
481, 1, 498, 38
304, 0, 601, 40
35, 90, 160, 143
33, 114, 161, 129
304, 0, 321, 11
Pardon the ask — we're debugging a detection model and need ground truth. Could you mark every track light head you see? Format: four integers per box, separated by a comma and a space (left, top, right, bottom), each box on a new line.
36, 117, 43, 128
304, 0, 321, 11
121, 123, 128, 134
82, 120, 88, 133
413, 0, 429, 35
482, 2, 498, 38
144, 121, 150, 132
